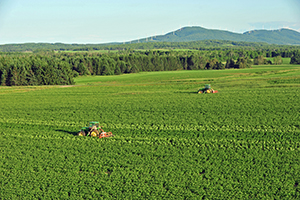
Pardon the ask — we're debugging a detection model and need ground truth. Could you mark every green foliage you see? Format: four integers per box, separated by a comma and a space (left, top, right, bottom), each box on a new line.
273, 56, 283, 65
225, 58, 236, 69
291, 51, 300, 64
236, 57, 252, 68
0, 65, 300, 198
1, 48, 298, 86
205, 58, 224, 70
0, 55, 75, 86
1, 39, 300, 53
254, 55, 268, 65
77, 63, 91, 75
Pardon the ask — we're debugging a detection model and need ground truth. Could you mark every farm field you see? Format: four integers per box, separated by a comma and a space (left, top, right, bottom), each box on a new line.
266, 57, 291, 65
0, 64, 300, 199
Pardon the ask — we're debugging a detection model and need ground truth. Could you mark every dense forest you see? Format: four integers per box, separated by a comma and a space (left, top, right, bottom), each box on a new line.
0, 48, 299, 86
0, 55, 75, 86
1, 40, 300, 53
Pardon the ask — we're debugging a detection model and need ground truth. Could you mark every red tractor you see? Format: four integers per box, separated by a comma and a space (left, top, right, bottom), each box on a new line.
78, 121, 114, 138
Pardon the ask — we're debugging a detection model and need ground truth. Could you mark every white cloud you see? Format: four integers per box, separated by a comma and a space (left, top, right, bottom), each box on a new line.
249, 21, 300, 32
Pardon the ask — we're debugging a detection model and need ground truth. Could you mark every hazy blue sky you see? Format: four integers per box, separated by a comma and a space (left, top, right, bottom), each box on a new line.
0, 0, 299, 44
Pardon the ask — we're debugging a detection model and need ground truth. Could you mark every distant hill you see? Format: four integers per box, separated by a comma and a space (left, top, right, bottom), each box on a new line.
133, 26, 300, 45
243, 28, 300, 45
1, 26, 300, 52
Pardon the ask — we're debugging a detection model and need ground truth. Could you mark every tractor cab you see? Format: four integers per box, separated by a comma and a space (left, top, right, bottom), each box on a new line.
89, 121, 100, 129
204, 84, 211, 89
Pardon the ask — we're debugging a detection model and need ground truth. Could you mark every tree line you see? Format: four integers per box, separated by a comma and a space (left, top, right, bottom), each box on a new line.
0, 55, 75, 86
0, 49, 299, 86
1, 40, 300, 54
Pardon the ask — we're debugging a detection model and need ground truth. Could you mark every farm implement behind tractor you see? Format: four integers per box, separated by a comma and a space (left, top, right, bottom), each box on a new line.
78, 121, 114, 138
198, 84, 218, 94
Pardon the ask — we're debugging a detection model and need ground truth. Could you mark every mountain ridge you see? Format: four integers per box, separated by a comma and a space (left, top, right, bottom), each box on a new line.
132, 26, 300, 45
0, 26, 300, 52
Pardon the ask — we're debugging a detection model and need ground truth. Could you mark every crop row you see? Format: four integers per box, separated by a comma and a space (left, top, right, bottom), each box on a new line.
1, 133, 299, 199
2, 132, 300, 152
1, 68, 299, 198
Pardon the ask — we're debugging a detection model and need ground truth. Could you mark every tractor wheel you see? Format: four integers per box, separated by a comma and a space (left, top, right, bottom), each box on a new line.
78, 131, 86, 136
198, 91, 203, 94
90, 129, 99, 137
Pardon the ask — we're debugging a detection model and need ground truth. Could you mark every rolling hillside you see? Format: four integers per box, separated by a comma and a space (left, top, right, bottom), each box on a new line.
0, 27, 300, 52
135, 26, 300, 45
243, 28, 300, 44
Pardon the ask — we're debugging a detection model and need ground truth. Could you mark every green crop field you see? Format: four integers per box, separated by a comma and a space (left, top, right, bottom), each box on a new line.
1, 64, 300, 199
266, 57, 291, 65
